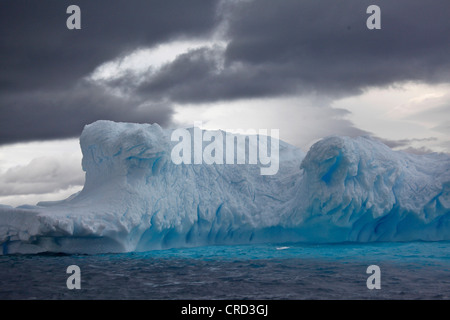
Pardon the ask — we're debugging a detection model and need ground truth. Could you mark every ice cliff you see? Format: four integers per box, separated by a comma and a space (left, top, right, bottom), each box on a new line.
0, 120, 449, 254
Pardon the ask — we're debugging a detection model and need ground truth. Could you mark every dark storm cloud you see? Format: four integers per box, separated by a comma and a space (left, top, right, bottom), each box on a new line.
0, 81, 174, 144
136, 46, 301, 102
0, 0, 218, 92
135, 0, 450, 103
0, 0, 219, 144
1, 0, 450, 144
225, 0, 450, 90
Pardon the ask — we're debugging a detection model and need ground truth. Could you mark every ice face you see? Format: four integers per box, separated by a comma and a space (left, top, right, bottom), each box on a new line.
293, 136, 450, 242
0, 121, 449, 254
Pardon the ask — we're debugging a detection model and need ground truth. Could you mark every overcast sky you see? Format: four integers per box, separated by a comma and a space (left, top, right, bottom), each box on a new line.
1, 0, 449, 206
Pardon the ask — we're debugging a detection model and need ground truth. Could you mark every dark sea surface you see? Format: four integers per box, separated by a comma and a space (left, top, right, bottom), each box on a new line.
0, 241, 449, 300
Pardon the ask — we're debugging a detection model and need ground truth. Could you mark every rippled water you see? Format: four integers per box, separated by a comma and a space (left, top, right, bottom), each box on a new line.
0, 242, 449, 300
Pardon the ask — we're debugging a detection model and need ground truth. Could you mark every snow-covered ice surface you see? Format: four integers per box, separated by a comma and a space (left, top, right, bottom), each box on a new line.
0, 120, 449, 254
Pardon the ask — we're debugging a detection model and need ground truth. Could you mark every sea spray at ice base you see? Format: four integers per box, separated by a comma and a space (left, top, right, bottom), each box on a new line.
0, 120, 449, 254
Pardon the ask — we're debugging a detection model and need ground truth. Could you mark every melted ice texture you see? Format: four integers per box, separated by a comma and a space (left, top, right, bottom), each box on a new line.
1, 120, 449, 254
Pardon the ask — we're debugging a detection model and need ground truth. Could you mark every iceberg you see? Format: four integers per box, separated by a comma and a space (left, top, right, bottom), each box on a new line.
0, 120, 449, 254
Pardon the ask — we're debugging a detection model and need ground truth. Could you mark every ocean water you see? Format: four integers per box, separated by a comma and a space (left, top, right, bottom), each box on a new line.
0, 241, 449, 300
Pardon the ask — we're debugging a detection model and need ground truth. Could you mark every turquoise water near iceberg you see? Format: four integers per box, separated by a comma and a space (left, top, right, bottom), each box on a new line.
0, 241, 449, 300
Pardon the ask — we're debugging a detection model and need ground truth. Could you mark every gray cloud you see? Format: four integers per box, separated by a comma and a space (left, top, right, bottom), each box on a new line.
0, 81, 174, 144
286, 106, 371, 149
411, 103, 450, 135
224, 0, 450, 90
372, 137, 449, 155
0, 155, 84, 196
0, 0, 219, 144
137, 0, 450, 155
131, 0, 450, 104
0, 0, 219, 93
375, 137, 438, 149
397, 146, 436, 155
1, 0, 450, 145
